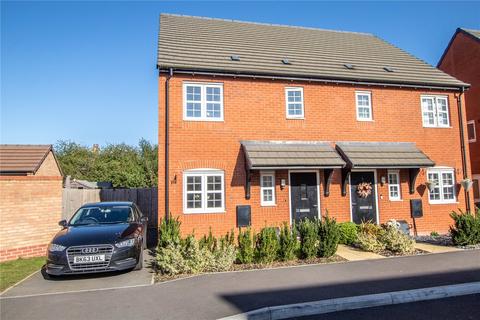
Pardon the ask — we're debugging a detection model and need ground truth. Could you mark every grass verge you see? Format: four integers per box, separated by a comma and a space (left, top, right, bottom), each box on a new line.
0, 257, 45, 292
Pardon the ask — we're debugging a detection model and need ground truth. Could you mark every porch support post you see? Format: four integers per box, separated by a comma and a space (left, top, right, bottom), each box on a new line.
341, 168, 350, 197
323, 169, 334, 197
408, 168, 420, 194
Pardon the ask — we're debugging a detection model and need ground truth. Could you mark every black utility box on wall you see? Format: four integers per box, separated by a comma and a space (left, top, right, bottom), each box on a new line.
237, 205, 251, 227
410, 199, 423, 218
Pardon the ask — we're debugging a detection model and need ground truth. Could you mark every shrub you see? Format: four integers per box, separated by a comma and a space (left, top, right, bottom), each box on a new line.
450, 209, 480, 246
379, 220, 415, 254
158, 217, 181, 249
297, 219, 318, 259
430, 231, 439, 238
237, 228, 254, 264
317, 214, 340, 258
355, 222, 385, 253
338, 222, 358, 245
254, 227, 280, 264
182, 234, 210, 274
209, 241, 236, 272
199, 228, 217, 252
156, 244, 186, 275
278, 223, 299, 261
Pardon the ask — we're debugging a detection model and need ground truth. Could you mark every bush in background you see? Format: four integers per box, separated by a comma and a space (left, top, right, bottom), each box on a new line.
355, 222, 386, 253
254, 227, 280, 264
237, 228, 254, 264
297, 219, 318, 259
317, 214, 340, 258
278, 223, 299, 261
450, 209, 480, 246
158, 217, 181, 249
338, 222, 358, 245
379, 220, 415, 254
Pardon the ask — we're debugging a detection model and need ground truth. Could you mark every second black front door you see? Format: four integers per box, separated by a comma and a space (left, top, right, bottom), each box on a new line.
290, 172, 319, 223
350, 171, 377, 224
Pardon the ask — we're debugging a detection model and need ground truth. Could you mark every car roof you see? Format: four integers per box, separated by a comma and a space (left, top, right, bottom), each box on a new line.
80, 201, 134, 208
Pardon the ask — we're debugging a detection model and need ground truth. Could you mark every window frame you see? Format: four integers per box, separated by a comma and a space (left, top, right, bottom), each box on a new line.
183, 169, 225, 214
467, 120, 476, 143
387, 170, 401, 201
285, 87, 305, 119
183, 82, 224, 121
260, 171, 276, 206
355, 91, 373, 121
420, 95, 450, 128
427, 168, 456, 204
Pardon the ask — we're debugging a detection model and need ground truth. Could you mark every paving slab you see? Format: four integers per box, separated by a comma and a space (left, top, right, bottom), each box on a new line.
414, 242, 462, 253
1, 249, 154, 298
336, 244, 385, 261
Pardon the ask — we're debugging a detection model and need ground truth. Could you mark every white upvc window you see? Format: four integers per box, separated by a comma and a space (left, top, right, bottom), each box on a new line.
183, 83, 224, 121
421, 95, 450, 128
387, 170, 401, 201
285, 87, 304, 119
183, 169, 225, 213
427, 168, 456, 204
355, 91, 372, 121
467, 120, 476, 143
260, 171, 275, 206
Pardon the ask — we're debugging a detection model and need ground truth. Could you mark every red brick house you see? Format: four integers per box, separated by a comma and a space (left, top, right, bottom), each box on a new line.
438, 28, 480, 205
0, 145, 63, 261
157, 14, 473, 237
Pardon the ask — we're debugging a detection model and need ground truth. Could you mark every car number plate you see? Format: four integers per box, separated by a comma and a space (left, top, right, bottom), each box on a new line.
74, 255, 106, 264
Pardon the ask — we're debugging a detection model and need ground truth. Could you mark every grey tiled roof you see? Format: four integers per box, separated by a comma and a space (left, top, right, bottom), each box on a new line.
0, 144, 52, 174
241, 141, 345, 169
158, 14, 468, 88
335, 142, 435, 168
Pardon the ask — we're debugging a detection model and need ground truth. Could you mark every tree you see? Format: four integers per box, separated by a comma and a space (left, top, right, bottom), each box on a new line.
55, 139, 158, 188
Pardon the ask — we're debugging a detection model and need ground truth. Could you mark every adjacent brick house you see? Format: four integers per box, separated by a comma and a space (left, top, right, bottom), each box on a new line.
0, 145, 63, 262
438, 28, 480, 204
157, 14, 473, 237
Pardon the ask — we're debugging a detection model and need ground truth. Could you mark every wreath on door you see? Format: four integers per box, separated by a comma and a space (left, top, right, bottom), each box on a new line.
357, 182, 372, 198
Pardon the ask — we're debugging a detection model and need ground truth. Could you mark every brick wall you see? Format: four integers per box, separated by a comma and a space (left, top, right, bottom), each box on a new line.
158, 74, 473, 237
439, 31, 480, 176
35, 151, 62, 176
0, 176, 62, 262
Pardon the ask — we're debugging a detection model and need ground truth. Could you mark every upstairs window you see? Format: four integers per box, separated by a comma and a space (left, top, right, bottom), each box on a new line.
355, 91, 372, 121
285, 87, 304, 119
183, 83, 223, 121
260, 171, 275, 206
388, 170, 401, 201
421, 96, 450, 128
427, 168, 456, 204
183, 170, 225, 213
467, 120, 476, 143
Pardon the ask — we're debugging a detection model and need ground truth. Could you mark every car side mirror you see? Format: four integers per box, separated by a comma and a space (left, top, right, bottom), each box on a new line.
58, 220, 67, 227
140, 216, 148, 224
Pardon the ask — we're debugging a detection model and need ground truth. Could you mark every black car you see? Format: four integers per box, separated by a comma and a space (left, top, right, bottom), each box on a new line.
46, 202, 147, 276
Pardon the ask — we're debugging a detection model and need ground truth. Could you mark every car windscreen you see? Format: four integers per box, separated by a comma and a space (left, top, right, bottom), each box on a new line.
69, 206, 134, 225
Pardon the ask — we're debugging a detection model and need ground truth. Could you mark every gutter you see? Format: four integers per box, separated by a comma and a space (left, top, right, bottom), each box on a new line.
158, 68, 468, 92
165, 68, 173, 220
457, 87, 471, 212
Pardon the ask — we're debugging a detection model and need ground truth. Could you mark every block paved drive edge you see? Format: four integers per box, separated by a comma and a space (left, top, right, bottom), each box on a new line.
1, 250, 479, 320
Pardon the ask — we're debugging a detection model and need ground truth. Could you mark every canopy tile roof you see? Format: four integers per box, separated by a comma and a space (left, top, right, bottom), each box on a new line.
0, 145, 54, 174
335, 142, 435, 168
158, 14, 468, 89
241, 141, 345, 169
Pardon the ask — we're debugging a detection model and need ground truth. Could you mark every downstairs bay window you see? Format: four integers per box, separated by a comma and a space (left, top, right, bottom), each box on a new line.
183, 169, 225, 213
427, 168, 456, 204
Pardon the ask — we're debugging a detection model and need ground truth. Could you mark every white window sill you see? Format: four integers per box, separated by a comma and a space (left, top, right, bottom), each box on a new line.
286, 117, 305, 120
469, 140, 477, 143
183, 118, 224, 122
261, 203, 276, 207
184, 210, 226, 214
428, 200, 458, 205
356, 119, 374, 122
422, 125, 452, 129
389, 198, 403, 202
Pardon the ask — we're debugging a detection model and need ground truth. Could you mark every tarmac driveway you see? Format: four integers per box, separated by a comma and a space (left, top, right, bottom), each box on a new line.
1, 249, 154, 298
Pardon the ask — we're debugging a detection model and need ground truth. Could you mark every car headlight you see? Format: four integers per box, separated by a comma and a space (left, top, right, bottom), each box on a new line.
48, 243, 66, 252
115, 238, 136, 248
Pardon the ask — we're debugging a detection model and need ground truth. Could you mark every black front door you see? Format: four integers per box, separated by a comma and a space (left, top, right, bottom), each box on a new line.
350, 171, 377, 224
290, 172, 319, 223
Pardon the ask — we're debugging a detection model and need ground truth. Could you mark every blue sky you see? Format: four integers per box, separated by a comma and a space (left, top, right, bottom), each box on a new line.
1, 1, 479, 147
